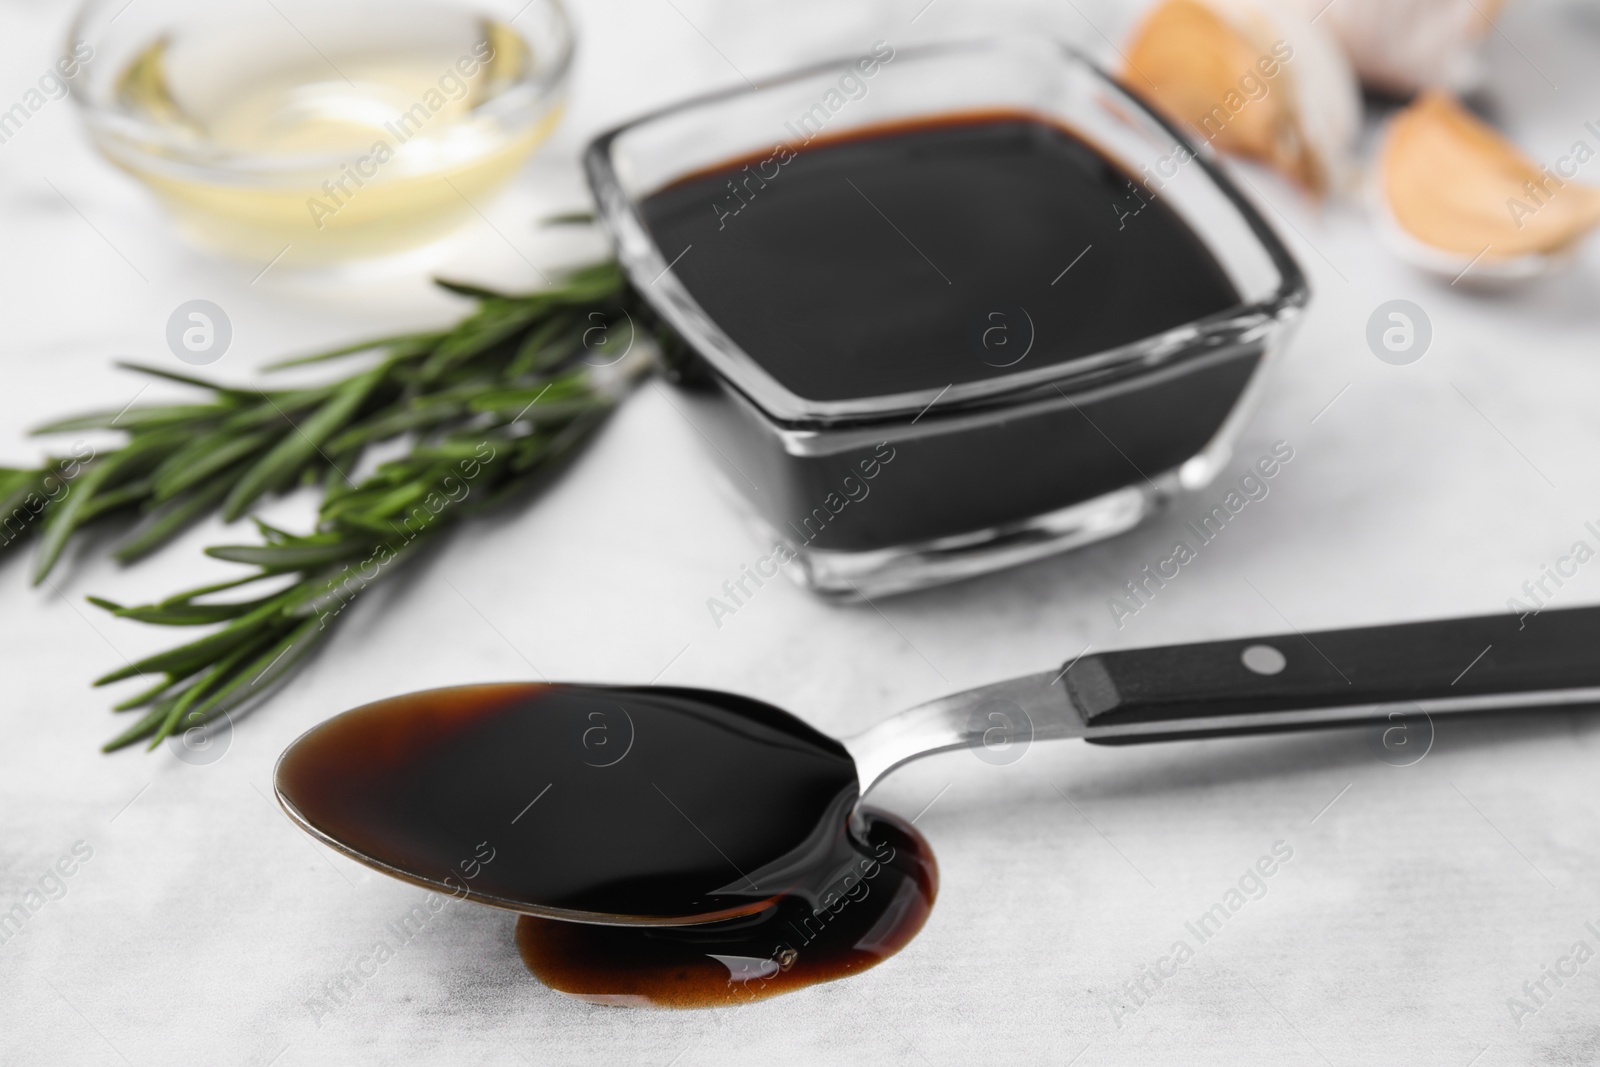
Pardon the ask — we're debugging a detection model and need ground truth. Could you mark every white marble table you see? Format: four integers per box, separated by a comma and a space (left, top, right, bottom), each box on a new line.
6, 0, 1600, 1063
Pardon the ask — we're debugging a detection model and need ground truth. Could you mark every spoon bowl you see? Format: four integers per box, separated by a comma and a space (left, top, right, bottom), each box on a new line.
275, 682, 864, 926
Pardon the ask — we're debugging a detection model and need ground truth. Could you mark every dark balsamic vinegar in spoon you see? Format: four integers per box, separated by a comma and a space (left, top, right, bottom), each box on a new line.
275, 683, 937, 1007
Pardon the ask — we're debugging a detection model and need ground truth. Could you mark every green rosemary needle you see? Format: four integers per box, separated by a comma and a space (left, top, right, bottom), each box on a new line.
3, 259, 652, 752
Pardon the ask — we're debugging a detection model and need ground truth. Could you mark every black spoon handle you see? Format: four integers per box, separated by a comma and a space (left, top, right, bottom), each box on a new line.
1066, 604, 1600, 744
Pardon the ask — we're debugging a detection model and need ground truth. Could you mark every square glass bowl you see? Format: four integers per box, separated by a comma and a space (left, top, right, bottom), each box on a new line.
586, 37, 1308, 598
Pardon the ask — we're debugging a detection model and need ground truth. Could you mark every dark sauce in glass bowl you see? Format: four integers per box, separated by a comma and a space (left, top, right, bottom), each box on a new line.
640, 112, 1241, 404
624, 112, 1272, 572
275, 684, 937, 1007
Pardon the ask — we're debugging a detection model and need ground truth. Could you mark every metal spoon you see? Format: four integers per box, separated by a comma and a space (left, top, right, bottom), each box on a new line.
277, 603, 1600, 925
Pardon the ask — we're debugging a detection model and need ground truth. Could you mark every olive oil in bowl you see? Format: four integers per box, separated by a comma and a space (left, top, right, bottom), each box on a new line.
71, 0, 572, 268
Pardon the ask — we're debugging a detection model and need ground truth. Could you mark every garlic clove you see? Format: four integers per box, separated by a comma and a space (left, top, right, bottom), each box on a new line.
1121, 0, 1360, 195
1378, 91, 1600, 262
1320, 0, 1504, 96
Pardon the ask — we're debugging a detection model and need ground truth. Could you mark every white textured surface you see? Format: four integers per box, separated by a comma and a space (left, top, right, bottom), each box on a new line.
5, 1, 1600, 1064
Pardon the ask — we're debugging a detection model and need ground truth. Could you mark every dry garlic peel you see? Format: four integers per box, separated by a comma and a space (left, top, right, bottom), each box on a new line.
1321, 0, 1504, 96
1380, 91, 1600, 260
1122, 0, 1359, 195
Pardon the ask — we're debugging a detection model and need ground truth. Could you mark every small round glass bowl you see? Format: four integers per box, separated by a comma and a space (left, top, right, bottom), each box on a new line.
67, 0, 573, 270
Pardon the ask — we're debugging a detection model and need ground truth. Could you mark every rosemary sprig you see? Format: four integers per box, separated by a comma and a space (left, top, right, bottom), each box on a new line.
4, 259, 651, 751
